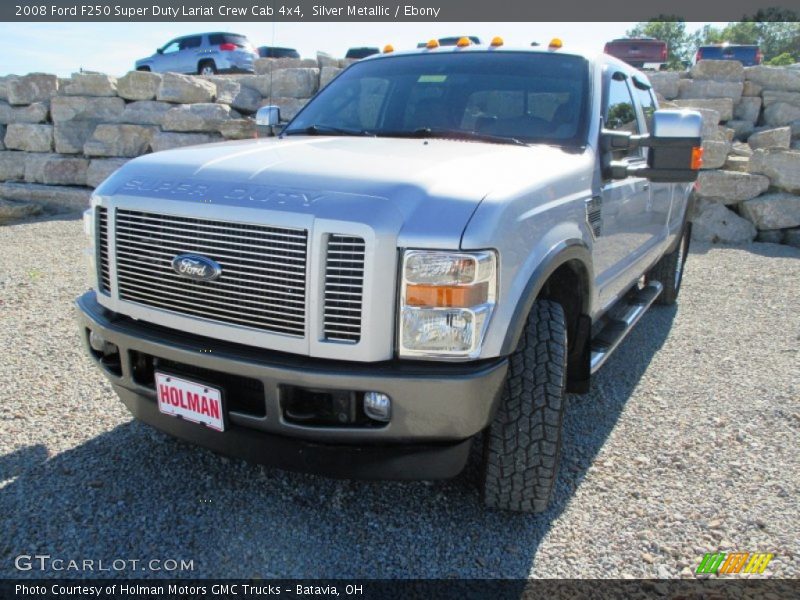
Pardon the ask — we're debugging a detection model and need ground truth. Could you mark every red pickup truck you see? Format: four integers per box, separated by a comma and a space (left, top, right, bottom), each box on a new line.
604, 37, 668, 70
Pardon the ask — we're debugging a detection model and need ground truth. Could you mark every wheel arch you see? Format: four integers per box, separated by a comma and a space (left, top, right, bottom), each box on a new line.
197, 58, 216, 72
500, 239, 594, 393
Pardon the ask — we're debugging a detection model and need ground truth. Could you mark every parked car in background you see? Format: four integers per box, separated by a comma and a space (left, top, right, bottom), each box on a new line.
604, 37, 668, 70
417, 36, 482, 48
257, 46, 301, 59
345, 47, 380, 59
695, 44, 763, 66
135, 32, 257, 75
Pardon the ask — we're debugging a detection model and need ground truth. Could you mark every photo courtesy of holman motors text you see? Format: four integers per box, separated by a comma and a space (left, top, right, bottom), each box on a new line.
0, 0, 799, 597
15, 584, 352, 596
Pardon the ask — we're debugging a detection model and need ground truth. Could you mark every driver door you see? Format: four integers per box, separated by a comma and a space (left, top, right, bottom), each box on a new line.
593, 71, 653, 310
156, 39, 181, 73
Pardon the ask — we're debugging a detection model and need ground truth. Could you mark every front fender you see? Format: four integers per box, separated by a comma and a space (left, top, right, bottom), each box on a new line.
498, 239, 594, 356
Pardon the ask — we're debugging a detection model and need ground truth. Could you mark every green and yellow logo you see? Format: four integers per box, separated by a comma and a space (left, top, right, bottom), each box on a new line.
696, 552, 775, 575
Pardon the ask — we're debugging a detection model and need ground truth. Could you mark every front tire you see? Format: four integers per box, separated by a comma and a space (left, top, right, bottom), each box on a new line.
481, 299, 568, 513
648, 225, 690, 305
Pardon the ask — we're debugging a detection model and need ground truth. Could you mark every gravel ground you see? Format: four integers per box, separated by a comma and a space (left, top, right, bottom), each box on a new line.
1, 215, 798, 579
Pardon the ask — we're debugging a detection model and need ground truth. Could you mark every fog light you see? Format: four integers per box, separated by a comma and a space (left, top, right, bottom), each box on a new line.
89, 329, 107, 353
364, 392, 391, 422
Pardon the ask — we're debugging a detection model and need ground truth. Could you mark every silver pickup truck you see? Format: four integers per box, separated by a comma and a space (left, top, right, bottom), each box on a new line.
77, 42, 702, 513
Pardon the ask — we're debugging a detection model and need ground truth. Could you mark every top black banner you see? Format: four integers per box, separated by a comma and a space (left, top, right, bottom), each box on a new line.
3, 0, 799, 22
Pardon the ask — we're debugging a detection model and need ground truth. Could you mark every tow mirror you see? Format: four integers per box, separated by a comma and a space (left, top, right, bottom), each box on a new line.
601, 110, 703, 183
256, 105, 281, 137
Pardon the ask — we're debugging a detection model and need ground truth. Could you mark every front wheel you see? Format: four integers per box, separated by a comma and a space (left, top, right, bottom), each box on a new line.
480, 299, 568, 513
647, 225, 690, 305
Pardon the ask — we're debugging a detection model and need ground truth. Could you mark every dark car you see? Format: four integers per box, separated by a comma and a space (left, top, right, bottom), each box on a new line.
416, 36, 482, 48
604, 37, 668, 69
345, 47, 380, 59
695, 44, 762, 66
257, 46, 301, 59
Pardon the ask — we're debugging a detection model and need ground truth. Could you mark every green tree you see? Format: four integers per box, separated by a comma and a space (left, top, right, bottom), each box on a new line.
626, 17, 693, 68
767, 52, 796, 66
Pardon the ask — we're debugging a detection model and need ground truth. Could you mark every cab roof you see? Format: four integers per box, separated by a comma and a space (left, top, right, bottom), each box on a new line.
358, 44, 648, 81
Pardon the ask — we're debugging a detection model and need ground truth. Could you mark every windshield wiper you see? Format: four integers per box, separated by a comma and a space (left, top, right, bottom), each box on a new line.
282, 124, 373, 137
377, 127, 528, 147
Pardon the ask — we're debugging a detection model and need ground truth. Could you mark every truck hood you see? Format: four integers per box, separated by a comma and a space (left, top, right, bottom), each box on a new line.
99, 136, 589, 247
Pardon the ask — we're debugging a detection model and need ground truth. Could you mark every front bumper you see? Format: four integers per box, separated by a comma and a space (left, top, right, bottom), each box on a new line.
76, 292, 508, 479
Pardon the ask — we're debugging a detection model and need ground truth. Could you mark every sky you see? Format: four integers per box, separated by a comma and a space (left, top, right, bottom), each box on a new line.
0, 21, 725, 77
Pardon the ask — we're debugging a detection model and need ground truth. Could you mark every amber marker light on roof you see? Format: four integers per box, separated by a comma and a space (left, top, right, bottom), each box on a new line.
426, 39, 439, 49
383, 44, 394, 53
490, 37, 504, 47
456, 37, 471, 48
549, 38, 563, 50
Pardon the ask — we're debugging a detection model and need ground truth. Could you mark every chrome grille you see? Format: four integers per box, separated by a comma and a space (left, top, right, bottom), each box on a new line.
323, 235, 365, 343
114, 210, 308, 337
96, 207, 110, 294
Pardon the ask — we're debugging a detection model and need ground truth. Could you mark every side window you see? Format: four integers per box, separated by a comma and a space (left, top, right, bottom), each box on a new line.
180, 36, 202, 50
161, 40, 180, 54
605, 75, 641, 160
634, 81, 657, 133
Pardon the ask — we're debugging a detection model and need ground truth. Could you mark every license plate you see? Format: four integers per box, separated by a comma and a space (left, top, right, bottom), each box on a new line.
155, 372, 225, 432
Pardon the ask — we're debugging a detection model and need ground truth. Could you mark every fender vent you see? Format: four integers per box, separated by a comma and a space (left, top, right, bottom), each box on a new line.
323, 235, 365, 343
96, 206, 110, 294
586, 196, 602, 238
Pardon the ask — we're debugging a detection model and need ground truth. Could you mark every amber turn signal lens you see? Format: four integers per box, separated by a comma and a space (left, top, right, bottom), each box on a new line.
383, 44, 394, 53
691, 146, 704, 170
456, 37, 471, 48
426, 39, 439, 49
405, 283, 489, 308
490, 37, 504, 47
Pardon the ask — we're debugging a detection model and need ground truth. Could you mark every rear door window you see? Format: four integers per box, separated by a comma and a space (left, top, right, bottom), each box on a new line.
180, 36, 202, 50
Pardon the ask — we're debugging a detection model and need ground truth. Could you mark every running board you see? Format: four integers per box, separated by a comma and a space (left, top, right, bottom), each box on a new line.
590, 281, 663, 374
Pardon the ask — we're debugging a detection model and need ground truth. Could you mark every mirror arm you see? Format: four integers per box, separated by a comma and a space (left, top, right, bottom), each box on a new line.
600, 129, 652, 152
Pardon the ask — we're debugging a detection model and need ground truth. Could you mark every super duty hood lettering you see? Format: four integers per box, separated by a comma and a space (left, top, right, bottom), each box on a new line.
117, 178, 326, 209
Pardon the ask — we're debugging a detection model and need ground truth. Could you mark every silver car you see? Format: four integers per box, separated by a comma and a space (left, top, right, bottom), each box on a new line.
135, 32, 257, 75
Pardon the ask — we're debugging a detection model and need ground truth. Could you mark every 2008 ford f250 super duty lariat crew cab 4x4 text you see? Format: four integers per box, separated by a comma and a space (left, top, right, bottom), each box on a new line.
77, 41, 703, 513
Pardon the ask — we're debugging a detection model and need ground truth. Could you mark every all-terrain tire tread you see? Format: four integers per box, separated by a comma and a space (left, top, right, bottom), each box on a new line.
482, 299, 568, 513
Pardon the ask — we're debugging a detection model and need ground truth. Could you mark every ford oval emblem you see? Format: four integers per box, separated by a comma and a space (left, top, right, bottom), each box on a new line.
171, 254, 222, 282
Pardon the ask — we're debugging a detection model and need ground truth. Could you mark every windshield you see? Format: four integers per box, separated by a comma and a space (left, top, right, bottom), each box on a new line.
284, 52, 591, 146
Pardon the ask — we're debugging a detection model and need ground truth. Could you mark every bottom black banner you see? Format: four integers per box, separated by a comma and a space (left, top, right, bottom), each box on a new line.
2, 579, 799, 600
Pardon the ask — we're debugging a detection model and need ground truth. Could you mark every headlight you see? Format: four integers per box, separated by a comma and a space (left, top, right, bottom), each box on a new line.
399, 250, 497, 359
